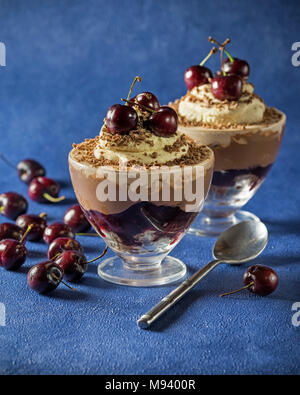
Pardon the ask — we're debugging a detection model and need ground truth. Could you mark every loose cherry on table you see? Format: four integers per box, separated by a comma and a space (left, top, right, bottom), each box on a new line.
220, 265, 279, 297
184, 47, 217, 90
0, 154, 46, 184
43, 222, 75, 245
27, 261, 75, 294
63, 204, 91, 233
105, 76, 142, 134
55, 246, 108, 282
211, 74, 243, 101
16, 213, 48, 242
47, 237, 82, 260
0, 192, 28, 220
0, 224, 33, 270
0, 223, 24, 242
28, 177, 65, 203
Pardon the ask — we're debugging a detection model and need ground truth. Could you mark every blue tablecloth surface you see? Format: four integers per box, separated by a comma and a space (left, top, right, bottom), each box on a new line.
0, 0, 299, 375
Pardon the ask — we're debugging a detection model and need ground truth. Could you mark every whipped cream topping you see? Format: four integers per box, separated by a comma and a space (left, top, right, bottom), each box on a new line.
178, 82, 265, 125
94, 126, 190, 166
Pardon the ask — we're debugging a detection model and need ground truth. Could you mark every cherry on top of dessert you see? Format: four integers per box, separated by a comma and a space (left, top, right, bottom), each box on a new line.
106, 76, 177, 138
105, 76, 142, 135
208, 37, 245, 101
209, 36, 250, 79
184, 47, 217, 90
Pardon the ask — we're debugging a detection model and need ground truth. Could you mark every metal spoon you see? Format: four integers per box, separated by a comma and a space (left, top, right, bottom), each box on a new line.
137, 220, 268, 329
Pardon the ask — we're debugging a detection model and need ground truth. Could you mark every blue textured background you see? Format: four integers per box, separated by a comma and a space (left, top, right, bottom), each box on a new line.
0, 0, 300, 375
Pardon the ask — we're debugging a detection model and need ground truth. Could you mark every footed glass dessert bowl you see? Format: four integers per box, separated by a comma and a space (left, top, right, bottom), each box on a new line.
171, 37, 286, 236
69, 80, 214, 286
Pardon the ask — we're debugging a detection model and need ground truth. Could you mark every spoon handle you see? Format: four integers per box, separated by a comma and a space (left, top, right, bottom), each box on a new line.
137, 259, 220, 329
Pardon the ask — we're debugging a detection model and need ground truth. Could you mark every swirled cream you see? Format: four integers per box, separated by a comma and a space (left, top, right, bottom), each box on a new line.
94, 126, 190, 166
178, 82, 265, 125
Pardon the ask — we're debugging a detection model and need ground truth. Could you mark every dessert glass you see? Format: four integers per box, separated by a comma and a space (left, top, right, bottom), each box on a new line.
69, 141, 214, 286
177, 108, 286, 236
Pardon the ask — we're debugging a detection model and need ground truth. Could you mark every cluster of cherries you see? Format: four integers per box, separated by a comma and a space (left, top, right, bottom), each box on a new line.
0, 155, 65, 205
184, 36, 250, 101
105, 76, 178, 137
0, 156, 107, 294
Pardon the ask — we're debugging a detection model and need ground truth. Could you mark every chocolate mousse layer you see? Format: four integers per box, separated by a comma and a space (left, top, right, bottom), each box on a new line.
69, 134, 214, 216
171, 99, 285, 171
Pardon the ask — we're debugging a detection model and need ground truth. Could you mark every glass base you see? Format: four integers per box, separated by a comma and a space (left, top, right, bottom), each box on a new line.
188, 210, 260, 237
98, 255, 186, 287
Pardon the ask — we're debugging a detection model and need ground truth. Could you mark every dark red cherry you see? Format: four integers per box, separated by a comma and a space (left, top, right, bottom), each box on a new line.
0, 192, 28, 220
184, 65, 213, 90
243, 265, 278, 296
55, 250, 88, 282
0, 223, 24, 242
148, 106, 178, 137
28, 177, 65, 203
222, 58, 250, 78
43, 222, 75, 245
211, 74, 243, 101
63, 204, 91, 233
0, 239, 27, 270
27, 261, 63, 294
17, 159, 46, 184
16, 213, 47, 242
105, 104, 138, 134
47, 237, 82, 260
132, 92, 160, 110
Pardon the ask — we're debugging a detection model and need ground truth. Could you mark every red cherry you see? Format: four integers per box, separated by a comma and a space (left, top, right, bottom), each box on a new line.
27, 261, 63, 294
0, 192, 28, 220
105, 104, 138, 134
47, 237, 82, 260
184, 65, 213, 90
243, 265, 278, 296
43, 222, 75, 245
132, 92, 160, 110
17, 159, 46, 184
28, 177, 65, 203
16, 214, 48, 242
0, 223, 24, 242
211, 74, 243, 101
63, 204, 91, 233
55, 250, 88, 282
148, 106, 178, 137
222, 58, 250, 78
0, 239, 27, 270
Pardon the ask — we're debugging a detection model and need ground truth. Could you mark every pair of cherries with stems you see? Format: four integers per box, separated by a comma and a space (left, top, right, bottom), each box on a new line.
106, 76, 178, 137
0, 154, 65, 204
184, 36, 250, 101
27, 243, 108, 294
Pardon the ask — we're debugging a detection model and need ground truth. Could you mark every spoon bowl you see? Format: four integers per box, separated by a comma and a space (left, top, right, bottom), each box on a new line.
213, 220, 268, 263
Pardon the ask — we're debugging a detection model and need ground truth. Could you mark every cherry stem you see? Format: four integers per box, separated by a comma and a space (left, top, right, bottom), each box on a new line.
200, 47, 217, 66
76, 232, 99, 237
126, 76, 142, 104
121, 98, 155, 113
50, 252, 62, 261
52, 273, 77, 291
20, 224, 34, 244
87, 245, 108, 264
219, 281, 255, 297
208, 36, 234, 63
0, 153, 16, 169
39, 212, 47, 219
43, 193, 65, 203
0, 206, 4, 213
